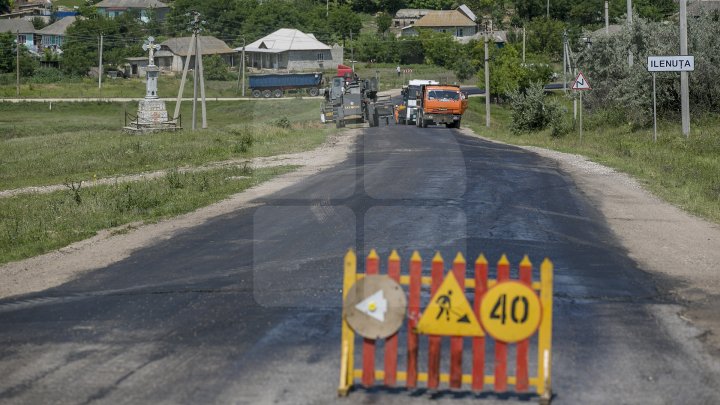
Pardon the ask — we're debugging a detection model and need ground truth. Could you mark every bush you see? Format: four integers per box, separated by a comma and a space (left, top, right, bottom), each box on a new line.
203, 55, 232, 81
508, 82, 562, 134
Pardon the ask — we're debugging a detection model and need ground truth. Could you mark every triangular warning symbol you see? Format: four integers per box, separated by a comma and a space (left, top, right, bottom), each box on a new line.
572, 71, 592, 90
416, 272, 484, 337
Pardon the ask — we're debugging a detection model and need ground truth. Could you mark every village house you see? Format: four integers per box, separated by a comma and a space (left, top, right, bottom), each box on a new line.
240, 28, 343, 72
94, 0, 170, 23
400, 9, 478, 42
392, 8, 430, 29
126, 36, 235, 77
37, 16, 76, 52
0, 18, 36, 52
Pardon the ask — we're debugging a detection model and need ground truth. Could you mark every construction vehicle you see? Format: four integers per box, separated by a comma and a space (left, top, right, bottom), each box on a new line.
395, 79, 439, 125
321, 71, 393, 128
249, 73, 323, 98
415, 84, 469, 129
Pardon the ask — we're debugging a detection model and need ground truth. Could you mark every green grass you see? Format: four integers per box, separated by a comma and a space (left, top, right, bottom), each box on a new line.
0, 77, 252, 99
0, 99, 329, 189
465, 98, 720, 224
0, 165, 296, 265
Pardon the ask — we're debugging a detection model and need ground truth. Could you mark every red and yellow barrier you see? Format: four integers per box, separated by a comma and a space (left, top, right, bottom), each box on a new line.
338, 249, 554, 403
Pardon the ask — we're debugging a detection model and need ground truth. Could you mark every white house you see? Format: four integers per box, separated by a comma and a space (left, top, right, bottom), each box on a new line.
240, 28, 343, 71
126, 35, 236, 76
94, 0, 170, 23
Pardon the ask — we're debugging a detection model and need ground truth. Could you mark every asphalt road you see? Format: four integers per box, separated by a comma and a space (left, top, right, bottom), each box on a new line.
1, 122, 718, 404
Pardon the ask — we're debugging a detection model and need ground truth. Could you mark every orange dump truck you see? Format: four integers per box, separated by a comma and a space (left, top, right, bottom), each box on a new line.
415, 84, 468, 128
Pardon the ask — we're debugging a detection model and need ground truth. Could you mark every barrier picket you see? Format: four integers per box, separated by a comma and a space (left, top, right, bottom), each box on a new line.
339, 249, 554, 404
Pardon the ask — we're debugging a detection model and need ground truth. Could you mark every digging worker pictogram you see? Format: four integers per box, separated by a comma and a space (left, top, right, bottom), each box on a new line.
436, 290, 452, 321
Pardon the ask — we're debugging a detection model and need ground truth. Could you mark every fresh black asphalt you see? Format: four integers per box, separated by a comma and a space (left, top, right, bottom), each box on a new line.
0, 123, 718, 404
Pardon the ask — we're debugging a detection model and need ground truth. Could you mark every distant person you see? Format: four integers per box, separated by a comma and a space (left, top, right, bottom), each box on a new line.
396, 65, 401, 77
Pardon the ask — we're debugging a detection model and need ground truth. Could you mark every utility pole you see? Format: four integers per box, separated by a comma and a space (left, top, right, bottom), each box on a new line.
241, 40, 246, 97
562, 31, 567, 94
350, 31, 354, 71
484, 31, 490, 128
98, 34, 104, 89
16, 30, 19, 97
522, 25, 526, 63
627, 0, 633, 66
680, 0, 690, 137
547, 0, 550, 18
605, 1, 609, 34
197, 34, 207, 129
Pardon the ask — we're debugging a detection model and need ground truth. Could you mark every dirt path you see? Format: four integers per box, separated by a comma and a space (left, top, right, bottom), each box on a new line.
0, 147, 351, 199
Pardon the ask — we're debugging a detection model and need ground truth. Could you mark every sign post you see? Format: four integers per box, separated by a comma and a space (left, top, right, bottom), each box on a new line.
647, 55, 694, 141
571, 72, 592, 142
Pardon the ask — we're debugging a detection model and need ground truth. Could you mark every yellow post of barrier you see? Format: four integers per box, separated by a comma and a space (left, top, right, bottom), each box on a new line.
338, 249, 357, 396
537, 258, 554, 404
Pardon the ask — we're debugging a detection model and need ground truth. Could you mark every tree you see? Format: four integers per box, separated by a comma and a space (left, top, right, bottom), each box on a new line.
0, 32, 37, 77
0, 0, 11, 14
377, 12, 392, 35
526, 17, 565, 60
418, 29, 460, 67
31, 17, 47, 30
62, 13, 144, 76
329, 5, 362, 39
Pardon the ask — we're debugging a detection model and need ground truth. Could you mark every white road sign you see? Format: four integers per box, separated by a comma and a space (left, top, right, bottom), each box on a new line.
647, 56, 695, 72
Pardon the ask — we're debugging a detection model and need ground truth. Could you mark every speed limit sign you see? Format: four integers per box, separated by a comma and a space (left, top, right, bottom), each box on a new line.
480, 281, 542, 343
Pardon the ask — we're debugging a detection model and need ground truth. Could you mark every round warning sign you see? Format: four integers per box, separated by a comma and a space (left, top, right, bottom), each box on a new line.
343, 275, 407, 340
479, 281, 542, 343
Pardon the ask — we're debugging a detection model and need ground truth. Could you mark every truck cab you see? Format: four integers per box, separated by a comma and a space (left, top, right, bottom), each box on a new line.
415, 85, 468, 129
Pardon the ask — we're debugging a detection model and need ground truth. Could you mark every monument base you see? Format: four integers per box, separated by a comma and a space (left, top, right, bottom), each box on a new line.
124, 98, 181, 134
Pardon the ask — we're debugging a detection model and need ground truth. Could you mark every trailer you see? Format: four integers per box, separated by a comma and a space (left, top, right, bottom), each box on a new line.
249, 73, 323, 98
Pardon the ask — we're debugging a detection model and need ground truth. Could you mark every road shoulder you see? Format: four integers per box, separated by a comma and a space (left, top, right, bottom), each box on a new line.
460, 127, 720, 356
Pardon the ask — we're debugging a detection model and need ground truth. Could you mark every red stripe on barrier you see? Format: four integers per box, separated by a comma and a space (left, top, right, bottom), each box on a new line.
427, 253, 444, 389
472, 254, 488, 391
362, 250, 380, 387
516, 256, 532, 392
406, 252, 422, 389
494, 255, 510, 392
384, 251, 401, 387
449, 253, 466, 388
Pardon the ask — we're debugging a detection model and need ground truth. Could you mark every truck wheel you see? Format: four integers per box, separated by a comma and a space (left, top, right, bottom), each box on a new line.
273, 89, 283, 98
308, 87, 319, 97
262, 90, 272, 98
252, 89, 261, 98
455, 119, 462, 129
372, 112, 380, 128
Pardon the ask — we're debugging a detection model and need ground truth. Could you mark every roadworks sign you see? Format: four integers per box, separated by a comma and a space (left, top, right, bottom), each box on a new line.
416, 272, 484, 337
572, 71, 592, 90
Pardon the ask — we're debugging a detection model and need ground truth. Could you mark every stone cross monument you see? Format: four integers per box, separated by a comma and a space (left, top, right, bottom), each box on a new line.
135, 36, 169, 128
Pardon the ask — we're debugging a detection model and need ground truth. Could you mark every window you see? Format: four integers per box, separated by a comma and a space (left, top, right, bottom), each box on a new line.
317, 52, 325, 61
428, 90, 460, 101
456, 28, 464, 37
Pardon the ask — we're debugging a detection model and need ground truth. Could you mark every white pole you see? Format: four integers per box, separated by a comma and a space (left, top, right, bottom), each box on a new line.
679, 0, 690, 137
547, 0, 550, 18
579, 91, 583, 141
16, 30, 19, 97
605, 1, 609, 34
485, 32, 490, 128
192, 35, 198, 131
241, 41, 246, 97
98, 34, 103, 89
627, 0, 633, 66
652, 72, 657, 142
562, 32, 567, 93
